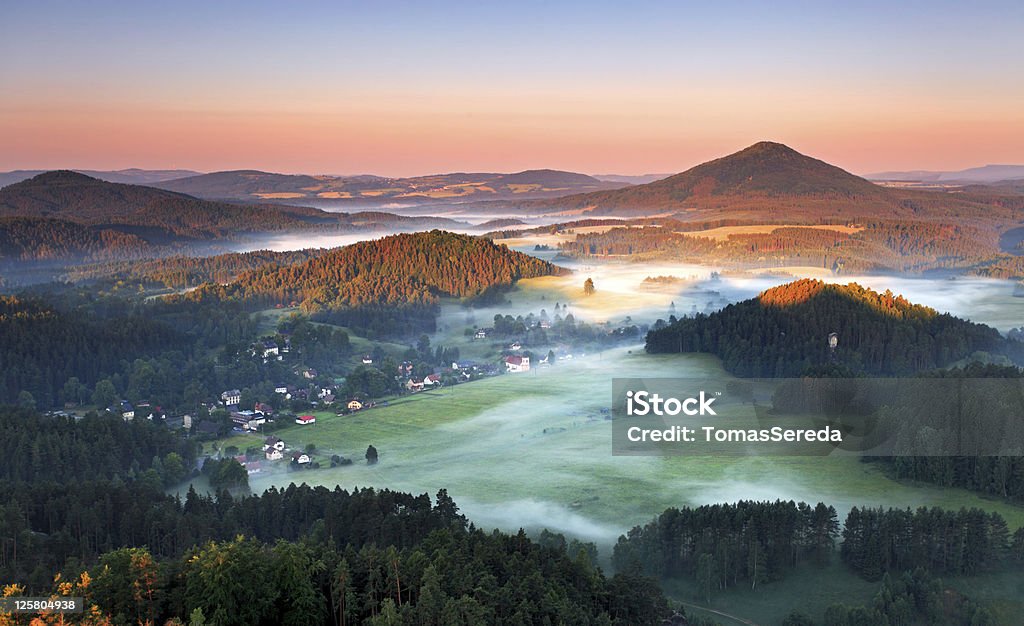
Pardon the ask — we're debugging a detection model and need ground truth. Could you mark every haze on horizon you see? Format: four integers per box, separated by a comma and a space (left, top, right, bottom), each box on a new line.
2, 0, 1023, 178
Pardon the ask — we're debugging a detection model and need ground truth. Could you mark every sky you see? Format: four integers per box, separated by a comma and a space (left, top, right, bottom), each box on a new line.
2, 0, 1023, 177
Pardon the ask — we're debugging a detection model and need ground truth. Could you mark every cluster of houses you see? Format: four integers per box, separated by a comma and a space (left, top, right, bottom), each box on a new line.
261, 435, 313, 466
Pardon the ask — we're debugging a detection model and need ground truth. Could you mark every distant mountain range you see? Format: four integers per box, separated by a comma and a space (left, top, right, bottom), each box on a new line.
592, 173, 672, 185
866, 164, 1024, 184
151, 168, 627, 203
0, 171, 471, 265
0, 168, 200, 188
520, 142, 1024, 221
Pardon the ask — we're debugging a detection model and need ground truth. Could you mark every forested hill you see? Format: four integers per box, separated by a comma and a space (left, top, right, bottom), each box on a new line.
646, 279, 1020, 376
183, 231, 566, 333
190, 230, 565, 306
0, 170, 337, 239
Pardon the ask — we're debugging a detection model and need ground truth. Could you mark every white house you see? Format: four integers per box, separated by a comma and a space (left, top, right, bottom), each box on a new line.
504, 355, 530, 373
291, 451, 312, 465
423, 374, 442, 387
265, 448, 284, 461
221, 389, 241, 407
295, 415, 316, 425
261, 340, 279, 359
119, 401, 135, 421
274, 384, 289, 394
347, 399, 364, 411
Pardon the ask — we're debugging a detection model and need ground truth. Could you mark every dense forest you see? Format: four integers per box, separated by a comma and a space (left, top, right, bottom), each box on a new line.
612, 501, 841, 596
613, 501, 1022, 622
62, 248, 333, 288
0, 217, 151, 262
841, 506, 1016, 579
558, 220, 1011, 276
782, 568, 998, 626
645, 279, 1021, 376
181, 231, 566, 335
0, 406, 196, 485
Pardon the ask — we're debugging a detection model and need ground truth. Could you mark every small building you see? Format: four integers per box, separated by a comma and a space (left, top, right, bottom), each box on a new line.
274, 384, 289, 394
361, 355, 374, 364
291, 451, 312, 465
295, 414, 316, 426
405, 378, 424, 392
254, 402, 274, 416
474, 328, 490, 340
263, 436, 286, 452
303, 369, 318, 380
260, 340, 279, 359
347, 399, 364, 411
504, 355, 530, 373
221, 389, 241, 407
265, 448, 284, 461
510, 342, 522, 351
423, 374, 442, 387
119, 401, 135, 421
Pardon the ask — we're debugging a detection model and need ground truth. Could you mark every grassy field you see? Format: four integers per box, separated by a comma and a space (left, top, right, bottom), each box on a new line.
209, 348, 1024, 549
661, 561, 1024, 625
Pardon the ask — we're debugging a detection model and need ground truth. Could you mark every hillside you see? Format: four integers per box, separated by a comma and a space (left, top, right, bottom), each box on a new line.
0, 172, 472, 267
0, 168, 200, 189
0, 217, 152, 262
184, 230, 567, 335
525, 142, 1024, 226
0, 171, 337, 240
155, 168, 626, 203
868, 164, 1024, 184
646, 278, 1021, 376
541, 142, 897, 216
151, 169, 346, 199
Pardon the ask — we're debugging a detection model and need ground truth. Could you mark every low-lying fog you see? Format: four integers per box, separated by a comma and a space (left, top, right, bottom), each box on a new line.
226, 225, 1023, 554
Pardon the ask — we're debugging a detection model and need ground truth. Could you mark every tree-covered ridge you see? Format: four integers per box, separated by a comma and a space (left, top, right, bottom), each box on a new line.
612, 501, 841, 596
63, 248, 333, 288
0, 170, 335, 239
558, 220, 1012, 276
645, 279, 1019, 376
1, 480, 669, 625
0, 295, 185, 407
0, 217, 152, 261
185, 230, 566, 311
0, 406, 195, 484
757, 279, 934, 319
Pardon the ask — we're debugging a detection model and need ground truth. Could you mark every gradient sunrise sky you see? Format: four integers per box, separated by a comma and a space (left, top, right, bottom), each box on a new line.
2, 0, 1022, 177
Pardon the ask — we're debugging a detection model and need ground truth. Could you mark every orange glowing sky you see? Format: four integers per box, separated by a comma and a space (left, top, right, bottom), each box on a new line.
2, 2, 1023, 177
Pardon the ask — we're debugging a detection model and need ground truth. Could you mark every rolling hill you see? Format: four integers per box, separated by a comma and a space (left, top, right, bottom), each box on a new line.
0, 171, 337, 240
183, 230, 567, 335
0, 168, 200, 188
154, 168, 626, 203
0, 172, 473, 266
646, 278, 1022, 376
525, 142, 1024, 225
867, 164, 1024, 184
